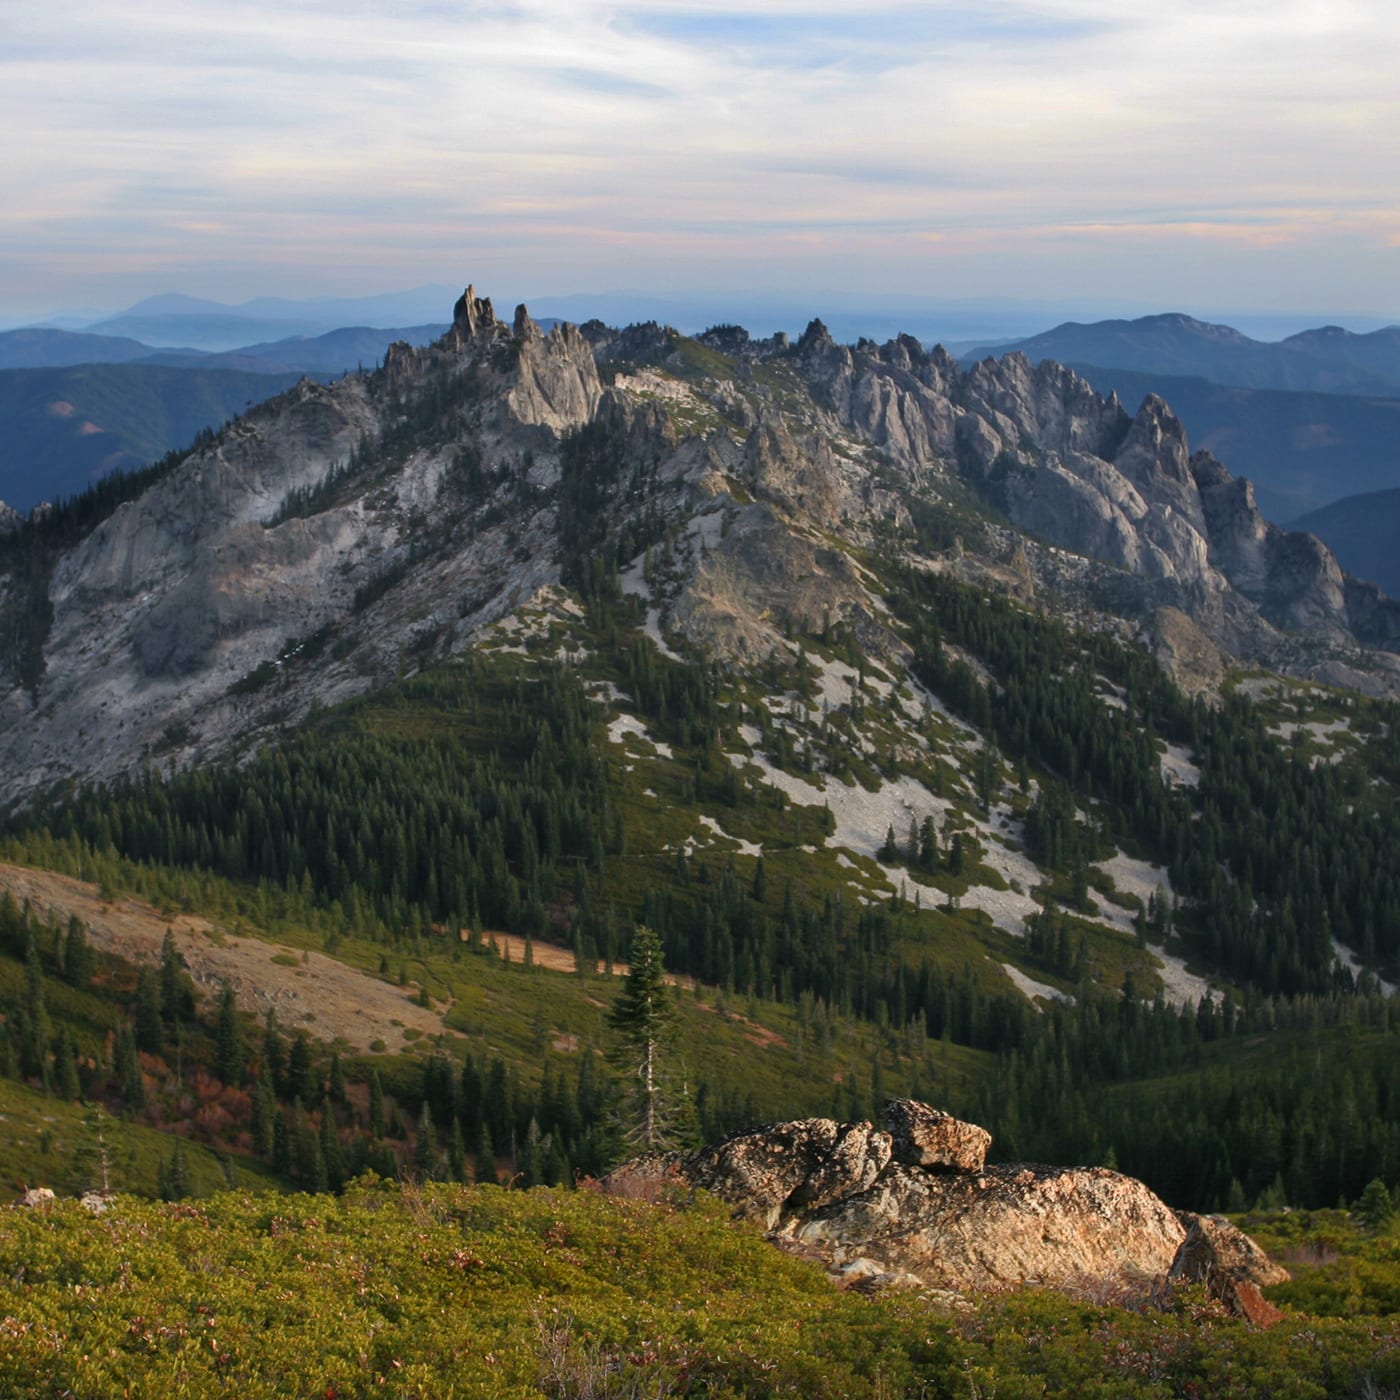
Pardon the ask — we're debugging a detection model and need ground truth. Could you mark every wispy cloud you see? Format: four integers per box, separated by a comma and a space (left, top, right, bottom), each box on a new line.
1, 0, 1396, 315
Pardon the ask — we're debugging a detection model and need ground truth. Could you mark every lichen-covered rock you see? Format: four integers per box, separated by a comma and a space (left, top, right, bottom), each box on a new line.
885, 1100, 989, 1172
791, 1163, 1188, 1295
1170, 1212, 1291, 1323
684, 1117, 891, 1232
609, 1102, 1287, 1304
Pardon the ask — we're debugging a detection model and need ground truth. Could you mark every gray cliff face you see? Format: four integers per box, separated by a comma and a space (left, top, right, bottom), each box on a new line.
0, 288, 601, 807
793, 336, 1400, 677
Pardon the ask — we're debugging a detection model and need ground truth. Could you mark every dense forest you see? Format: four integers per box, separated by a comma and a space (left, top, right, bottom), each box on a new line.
4, 555, 1400, 1214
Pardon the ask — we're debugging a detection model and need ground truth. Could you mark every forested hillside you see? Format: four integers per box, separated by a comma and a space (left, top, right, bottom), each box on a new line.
5, 553, 1400, 1215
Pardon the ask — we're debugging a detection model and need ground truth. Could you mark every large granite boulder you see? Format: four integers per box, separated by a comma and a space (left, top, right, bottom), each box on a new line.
604, 1100, 1286, 1308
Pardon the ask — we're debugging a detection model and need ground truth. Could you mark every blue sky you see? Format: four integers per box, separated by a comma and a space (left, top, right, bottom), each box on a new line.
3, 0, 1397, 321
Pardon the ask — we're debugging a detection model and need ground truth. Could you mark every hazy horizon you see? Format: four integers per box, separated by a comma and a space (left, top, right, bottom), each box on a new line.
4, 282, 1396, 351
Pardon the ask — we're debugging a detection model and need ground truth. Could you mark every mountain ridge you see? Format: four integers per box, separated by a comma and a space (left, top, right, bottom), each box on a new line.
965, 312, 1400, 396
5, 284, 1400, 814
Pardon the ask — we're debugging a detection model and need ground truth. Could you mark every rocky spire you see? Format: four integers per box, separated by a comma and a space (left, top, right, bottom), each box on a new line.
451, 285, 497, 345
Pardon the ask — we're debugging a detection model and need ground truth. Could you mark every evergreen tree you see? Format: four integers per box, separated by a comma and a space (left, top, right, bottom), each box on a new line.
18, 934, 51, 1086
1356, 1177, 1395, 1232
134, 967, 164, 1056
61, 915, 94, 987
368, 1070, 386, 1139
414, 1101, 438, 1178
159, 1139, 190, 1201
252, 1079, 277, 1158
159, 930, 194, 1024
607, 925, 685, 1151
53, 1028, 81, 1102
215, 984, 246, 1086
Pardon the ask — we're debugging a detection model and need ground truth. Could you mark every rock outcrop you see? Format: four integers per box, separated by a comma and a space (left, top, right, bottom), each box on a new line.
1169, 1213, 1291, 1324
886, 1099, 989, 1171
605, 1101, 1287, 1314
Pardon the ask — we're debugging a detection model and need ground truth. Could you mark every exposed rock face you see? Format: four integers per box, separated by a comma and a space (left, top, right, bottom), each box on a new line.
685, 1117, 891, 1232
886, 1099, 989, 1172
789, 329, 1400, 679
791, 1161, 1187, 1295
508, 306, 602, 435
0, 285, 601, 807
0, 500, 20, 535
5, 279, 1400, 809
606, 1101, 1285, 1307
1169, 1213, 1291, 1324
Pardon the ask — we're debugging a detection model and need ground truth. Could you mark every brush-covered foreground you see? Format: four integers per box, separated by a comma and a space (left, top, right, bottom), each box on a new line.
4, 1179, 1399, 1399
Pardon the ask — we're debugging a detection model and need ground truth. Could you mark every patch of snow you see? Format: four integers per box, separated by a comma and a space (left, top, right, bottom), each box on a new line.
1159, 742, 1200, 788
1001, 963, 1072, 1005
728, 749, 940, 863
618, 554, 649, 600
697, 814, 762, 857
587, 681, 629, 704
1149, 945, 1212, 1009
1098, 851, 1173, 922
1096, 679, 1128, 712
641, 609, 684, 662
977, 809, 1043, 894
961, 882, 1040, 936
809, 656, 857, 714
607, 714, 674, 759
1271, 719, 1353, 764
1333, 937, 1397, 995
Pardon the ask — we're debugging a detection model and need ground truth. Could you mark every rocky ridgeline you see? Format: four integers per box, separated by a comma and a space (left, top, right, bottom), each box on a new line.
5, 279, 1400, 809
604, 1100, 1287, 1319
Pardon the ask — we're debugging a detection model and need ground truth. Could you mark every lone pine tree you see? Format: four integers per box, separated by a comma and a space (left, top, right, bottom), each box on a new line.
607, 924, 683, 1151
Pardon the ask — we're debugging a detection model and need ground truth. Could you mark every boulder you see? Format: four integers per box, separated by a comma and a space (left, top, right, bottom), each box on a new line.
792, 1162, 1188, 1295
885, 1099, 989, 1172
606, 1101, 1286, 1305
685, 1117, 890, 1232
1170, 1213, 1291, 1324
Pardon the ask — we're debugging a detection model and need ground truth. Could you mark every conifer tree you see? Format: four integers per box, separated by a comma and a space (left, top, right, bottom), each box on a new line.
607, 925, 686, 1151
215, 984, 245, 1086
368, 1070, 386, 1139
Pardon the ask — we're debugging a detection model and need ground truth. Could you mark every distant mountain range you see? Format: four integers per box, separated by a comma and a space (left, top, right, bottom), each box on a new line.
0, 323, 453, 511
967, 313, 1400, 397
5, 302, 1399, 534
79, 286, 463, 350
0, 323, 450, 375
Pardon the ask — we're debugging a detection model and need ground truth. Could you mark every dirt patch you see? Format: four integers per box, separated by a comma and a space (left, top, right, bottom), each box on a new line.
0, 862, 447, 1054
489, 931, 578, 973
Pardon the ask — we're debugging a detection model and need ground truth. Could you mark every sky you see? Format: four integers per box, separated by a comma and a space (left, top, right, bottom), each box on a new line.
3, 0, 1398, 325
